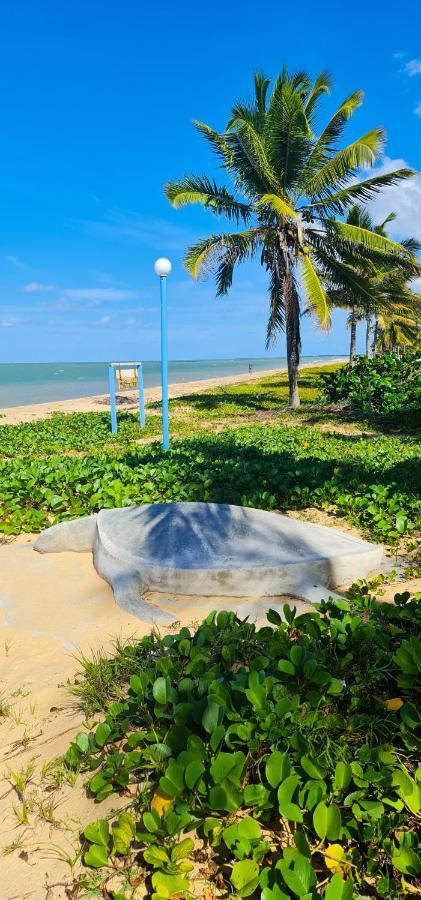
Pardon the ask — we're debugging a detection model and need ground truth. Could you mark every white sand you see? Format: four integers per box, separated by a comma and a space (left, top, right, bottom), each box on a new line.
0, 534, 312, 896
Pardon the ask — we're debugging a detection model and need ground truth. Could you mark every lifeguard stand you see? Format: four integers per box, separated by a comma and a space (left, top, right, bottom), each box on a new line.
108, 362, 145, 434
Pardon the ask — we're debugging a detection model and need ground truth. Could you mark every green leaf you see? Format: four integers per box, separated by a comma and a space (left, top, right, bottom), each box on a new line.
210, 723, 225, 752
83, 819, 110, 847
95, 722, 111, 748
151, 871, 190, 897
334, 762, 352, 791
300, 755, 326, 780
313, 801, 342, 840
143, 811, 160, 833
324, 874, 354, 900
75, 732, 89, 753
244, 783, 271, 807
209, 780, 242, 813
266, 751, 291, 788
202, 700, 224, 734
159, 760, 185, 798
144, 845, 171, 867
185, 759, 205, 790
210, 751, 245, 785
83, 843, 109, 868
153, 676, 170, 705
171, 837, 195, 861
278, 855, 317, 896
391, 845, 421, 875
112, 811, 136, 855
278, 659, 295, 676
237, 817, 261, 841
278, 776, 303, 823
231, 859, 260, 897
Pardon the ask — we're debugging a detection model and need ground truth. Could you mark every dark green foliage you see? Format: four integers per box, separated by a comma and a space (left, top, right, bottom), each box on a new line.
66, 591, 421, 898
320, 354, 421, 427
1, 424, 419, 545
0, 410, 161, 458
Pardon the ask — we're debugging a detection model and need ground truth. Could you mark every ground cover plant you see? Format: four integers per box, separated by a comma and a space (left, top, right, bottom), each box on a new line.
64, 588, 421, 898
320, 354, 421, 429
0, 424, 419, 545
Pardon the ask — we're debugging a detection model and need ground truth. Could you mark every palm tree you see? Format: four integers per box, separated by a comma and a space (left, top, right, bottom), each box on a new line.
328, 207, 420, 365
370, 267, 421, 354
165, 68, 416, 407
329, 205, 421, 366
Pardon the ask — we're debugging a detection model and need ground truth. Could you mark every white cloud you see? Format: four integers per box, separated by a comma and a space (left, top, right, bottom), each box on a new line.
24, 281, 54, 293
61, 287, 137, 302
415, 100, 421, 117
5, 255, 27, 269
404, 58, 421, 76
100, 315, 111, 325
0, 317, 26, 327
368, 157, 421, 241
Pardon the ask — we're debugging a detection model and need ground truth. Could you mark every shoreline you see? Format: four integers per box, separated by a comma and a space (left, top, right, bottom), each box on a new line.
0, 358, 345, 426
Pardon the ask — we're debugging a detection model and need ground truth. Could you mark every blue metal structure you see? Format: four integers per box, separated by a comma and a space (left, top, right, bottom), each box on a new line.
159, 276, 169, 451
108, 362, 145, 434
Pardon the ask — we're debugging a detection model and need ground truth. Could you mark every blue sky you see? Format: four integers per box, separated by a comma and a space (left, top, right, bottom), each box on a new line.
0, 0, 420, 363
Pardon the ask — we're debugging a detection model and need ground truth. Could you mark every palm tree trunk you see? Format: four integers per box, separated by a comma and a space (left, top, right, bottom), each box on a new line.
372, 317, 379, 355
284, 274, 300, 408
365, 314, 371, 358
349, 305, 357, 366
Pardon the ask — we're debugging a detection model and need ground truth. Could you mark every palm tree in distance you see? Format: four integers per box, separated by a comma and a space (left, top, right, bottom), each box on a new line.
165, 68, 417, 406
328, 207, 420, 365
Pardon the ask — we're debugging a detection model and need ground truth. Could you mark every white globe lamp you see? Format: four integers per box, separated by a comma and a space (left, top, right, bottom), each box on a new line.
154, 257, 172, 277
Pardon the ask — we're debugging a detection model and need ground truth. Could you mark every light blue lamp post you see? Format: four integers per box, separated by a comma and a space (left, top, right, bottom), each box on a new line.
154, 257, 172, 450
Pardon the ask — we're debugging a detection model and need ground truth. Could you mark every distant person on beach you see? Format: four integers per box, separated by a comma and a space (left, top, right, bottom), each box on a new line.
248, 362, 253, 374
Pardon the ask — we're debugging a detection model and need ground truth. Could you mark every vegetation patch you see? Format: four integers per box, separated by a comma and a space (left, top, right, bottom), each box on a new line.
0, 425, 419, 545
320, 354, 421, 430
64, 589, 421, 898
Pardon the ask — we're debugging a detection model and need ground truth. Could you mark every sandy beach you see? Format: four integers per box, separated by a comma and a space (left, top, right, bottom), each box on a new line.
0, 359, 344, 426
0, 533, 319, 896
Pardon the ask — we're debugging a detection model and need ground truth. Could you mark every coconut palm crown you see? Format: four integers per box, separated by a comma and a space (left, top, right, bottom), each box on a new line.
165, 67, 417, 406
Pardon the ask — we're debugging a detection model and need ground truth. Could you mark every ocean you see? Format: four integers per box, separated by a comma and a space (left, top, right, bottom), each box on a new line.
0, 357, 343, 409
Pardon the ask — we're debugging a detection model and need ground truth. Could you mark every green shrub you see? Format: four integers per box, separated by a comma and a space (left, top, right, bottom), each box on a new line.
320, 354, 421, 425
65, 590, 421, 898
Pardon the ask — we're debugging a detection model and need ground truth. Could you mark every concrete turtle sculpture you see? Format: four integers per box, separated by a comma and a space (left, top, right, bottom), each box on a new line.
34, 502, 383, 624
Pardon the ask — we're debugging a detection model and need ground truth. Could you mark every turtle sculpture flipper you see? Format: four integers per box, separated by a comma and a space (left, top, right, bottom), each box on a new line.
34, 503, 384, 624
34, 512, 177, 625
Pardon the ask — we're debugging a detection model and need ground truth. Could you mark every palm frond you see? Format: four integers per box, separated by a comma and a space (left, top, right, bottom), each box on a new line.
193, 121, 233, 166
164, 175, 252, 224
184, 228, 265, 280
225, 122, 279, 195
258, 193, 298, 219
315, 90, 364, 148
254, 71, 270, 120
303, 168, 414, 216
304, 70, 331, 121
266, 264, 286, 347
328, 220, 412, 258
264, 76, 313, 190
301, 254, 330, 328
306, 128, 385, 198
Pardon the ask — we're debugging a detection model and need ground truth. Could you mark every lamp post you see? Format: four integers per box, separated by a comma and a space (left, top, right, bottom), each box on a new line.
154, 257, 172, 450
